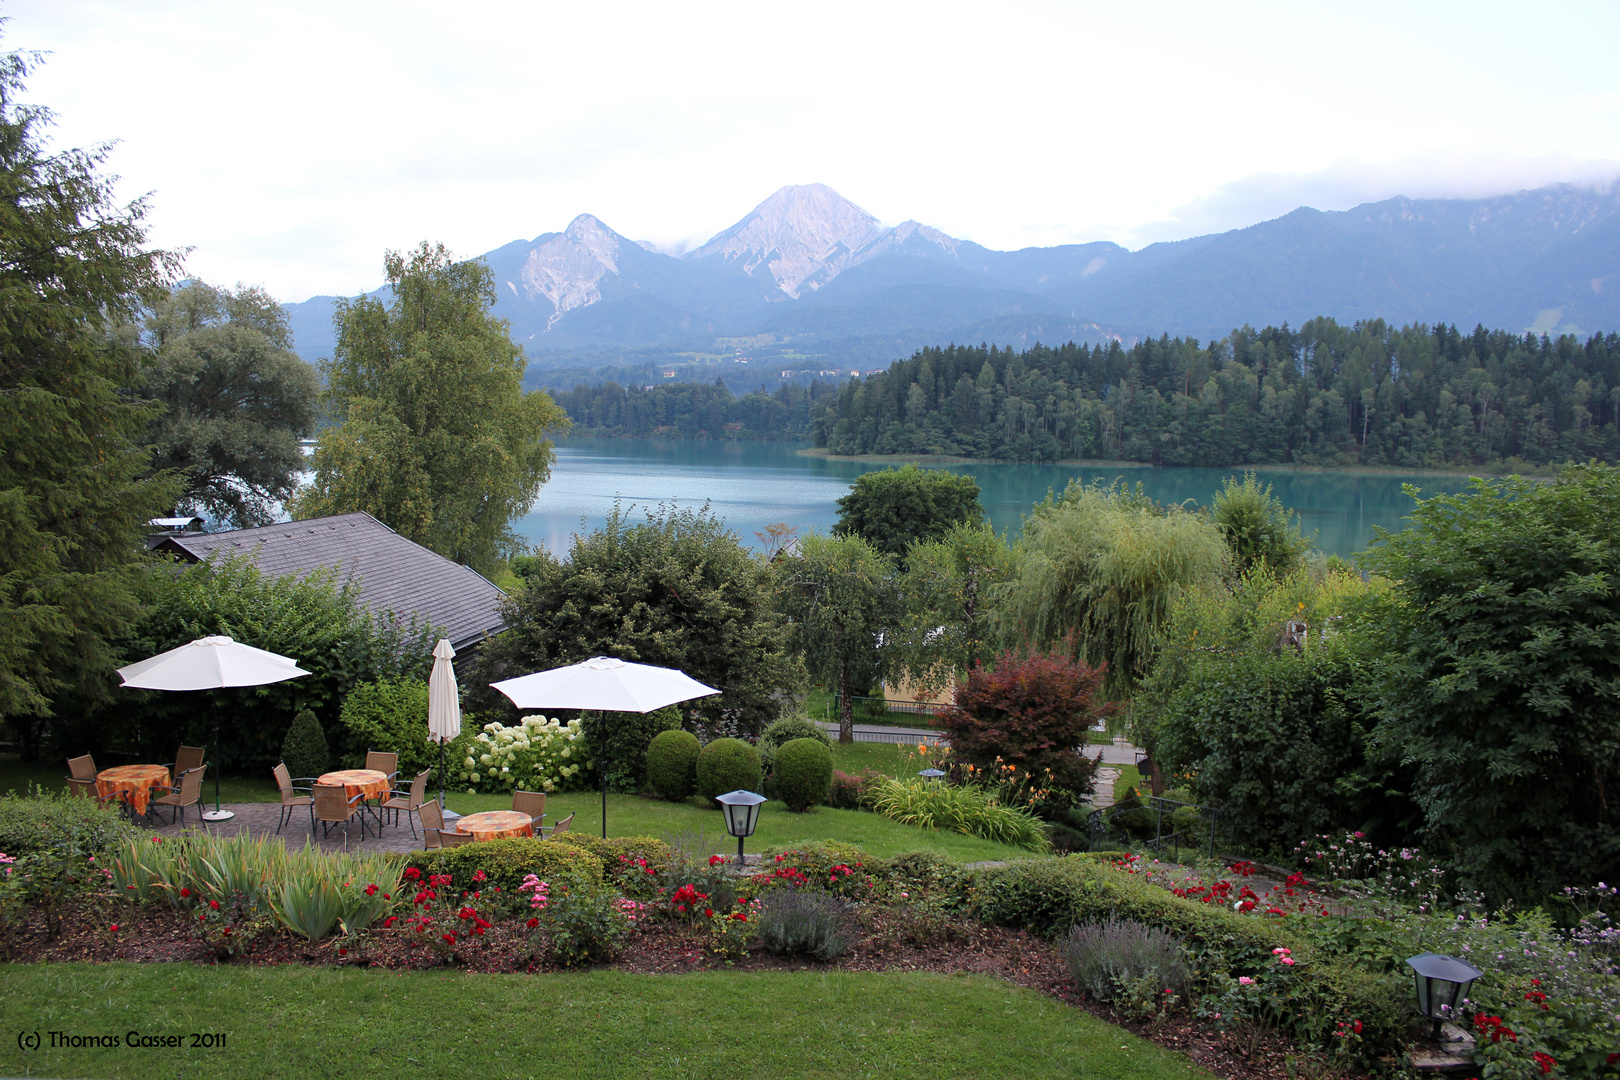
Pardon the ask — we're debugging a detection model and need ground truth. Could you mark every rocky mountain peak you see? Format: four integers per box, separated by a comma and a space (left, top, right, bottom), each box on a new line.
519, 213, 626, 330
691, 183, 887, 297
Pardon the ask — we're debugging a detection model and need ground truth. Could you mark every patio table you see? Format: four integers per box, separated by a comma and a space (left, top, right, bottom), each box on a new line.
455, 810, 534, 842
96, 764, 171, 817
316, 769, 390, 803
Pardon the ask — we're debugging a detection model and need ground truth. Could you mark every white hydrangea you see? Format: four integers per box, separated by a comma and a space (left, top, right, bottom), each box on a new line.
461, 714, 594, 793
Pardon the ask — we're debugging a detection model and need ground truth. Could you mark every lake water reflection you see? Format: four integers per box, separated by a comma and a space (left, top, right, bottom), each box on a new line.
516, 438, 1479, 559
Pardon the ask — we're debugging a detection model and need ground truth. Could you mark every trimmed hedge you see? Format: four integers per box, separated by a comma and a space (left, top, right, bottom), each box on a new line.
773, 738, 833, 812
970, 856, 1410, 1062
0, 788, 141, 858
404, 837, 603, 893
758, 716, 832, 770
550, 834, 676, 895
696, 737, 761, 802
646, 729, 700, 802
280, 708, 329, 780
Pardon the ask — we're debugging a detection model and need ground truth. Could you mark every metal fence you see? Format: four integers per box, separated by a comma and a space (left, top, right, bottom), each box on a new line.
1088, 792, 1224, 862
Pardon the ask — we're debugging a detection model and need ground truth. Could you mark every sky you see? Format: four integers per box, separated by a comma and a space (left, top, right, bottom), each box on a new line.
7, 0, 1620, 304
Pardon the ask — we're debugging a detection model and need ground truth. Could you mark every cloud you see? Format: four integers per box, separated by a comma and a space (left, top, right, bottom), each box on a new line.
1121, 154, 1620, 247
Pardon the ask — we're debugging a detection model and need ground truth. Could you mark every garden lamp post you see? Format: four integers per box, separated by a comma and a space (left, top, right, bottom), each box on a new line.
918, 768, 946, 781
716, 790, 766, 860
1406, 952, 1484, 1039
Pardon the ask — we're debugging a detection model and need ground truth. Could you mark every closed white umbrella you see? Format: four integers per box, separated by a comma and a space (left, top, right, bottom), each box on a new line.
427, 639, 462, 814
491, 657, 719, 836
118, 635, 310, 822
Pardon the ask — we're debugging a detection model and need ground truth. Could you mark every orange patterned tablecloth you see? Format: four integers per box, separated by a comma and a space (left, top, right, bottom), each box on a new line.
96, 765, 171, 816
456, 810, 534, 842
316, 769, 390, 803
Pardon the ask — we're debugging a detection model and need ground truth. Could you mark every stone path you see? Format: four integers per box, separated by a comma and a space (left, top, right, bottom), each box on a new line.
141, 801, 428, 854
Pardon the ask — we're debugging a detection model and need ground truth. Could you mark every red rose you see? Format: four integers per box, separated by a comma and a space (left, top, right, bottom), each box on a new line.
364, 884, 378, 896
527, 918, 539, 929
209, 900, 220, 910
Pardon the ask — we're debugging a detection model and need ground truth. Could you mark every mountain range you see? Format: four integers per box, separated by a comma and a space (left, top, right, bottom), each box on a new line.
285, 180, 1620, 376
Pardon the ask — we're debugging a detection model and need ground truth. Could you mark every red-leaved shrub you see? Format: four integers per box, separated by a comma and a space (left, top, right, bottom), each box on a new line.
937, 650, 1111, 799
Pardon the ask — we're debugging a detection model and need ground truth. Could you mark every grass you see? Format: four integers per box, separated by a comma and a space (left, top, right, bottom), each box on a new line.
1114, 763, 1143, 802
0, 964, 1216, 1080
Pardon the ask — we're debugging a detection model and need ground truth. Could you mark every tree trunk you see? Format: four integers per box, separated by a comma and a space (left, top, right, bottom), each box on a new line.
837, 662, 854, 744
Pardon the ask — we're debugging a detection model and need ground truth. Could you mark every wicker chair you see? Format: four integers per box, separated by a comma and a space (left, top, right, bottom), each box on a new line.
312, 783, 367, 842
511, 789, 546, 827
150, 766, 206, 827
543, 812, 575, 838
364, 750, 399, 784
382, 771, 431, 839
165, 745, 206, 776
272, 763, 315, 834
418, 799, 446, 850
438, 830, 474, 848
65, 754, 100, 800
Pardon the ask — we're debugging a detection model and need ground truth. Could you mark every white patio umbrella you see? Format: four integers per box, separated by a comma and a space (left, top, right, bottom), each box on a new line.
491, 657, 719, 837
427, 639, 462, 815
118, 635, 311, 821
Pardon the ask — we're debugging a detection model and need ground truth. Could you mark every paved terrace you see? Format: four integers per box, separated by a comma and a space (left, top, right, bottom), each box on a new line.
142, 803, 429, 854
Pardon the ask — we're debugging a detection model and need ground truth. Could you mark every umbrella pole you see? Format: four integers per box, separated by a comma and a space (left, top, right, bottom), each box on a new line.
438, 740, 446, 810
201, 699, 234, 823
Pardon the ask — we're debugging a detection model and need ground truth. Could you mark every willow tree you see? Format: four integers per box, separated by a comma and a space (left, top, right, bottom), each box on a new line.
0, 48, 182, 758
992, 481, 1227, 695
293, 243, 568, 576
889, 520, 1015, 696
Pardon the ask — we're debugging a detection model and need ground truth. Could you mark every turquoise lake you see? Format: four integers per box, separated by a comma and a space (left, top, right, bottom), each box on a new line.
516, 438, 1482, 559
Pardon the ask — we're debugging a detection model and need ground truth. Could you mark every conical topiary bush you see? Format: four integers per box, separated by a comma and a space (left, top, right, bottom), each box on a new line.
281, 708, 329, 780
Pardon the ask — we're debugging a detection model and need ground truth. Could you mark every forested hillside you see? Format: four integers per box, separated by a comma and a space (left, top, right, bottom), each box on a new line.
817, 319, 1620, 468
553, 379, 839, 439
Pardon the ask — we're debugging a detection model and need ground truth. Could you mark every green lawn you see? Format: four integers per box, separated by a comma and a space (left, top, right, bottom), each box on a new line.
0, 964, 1216, 1080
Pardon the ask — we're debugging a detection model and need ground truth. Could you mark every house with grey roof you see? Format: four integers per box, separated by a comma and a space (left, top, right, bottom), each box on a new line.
153, 512, 508, 651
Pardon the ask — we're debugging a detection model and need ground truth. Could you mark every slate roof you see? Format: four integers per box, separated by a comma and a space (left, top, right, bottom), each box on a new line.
155, 512, 508, 651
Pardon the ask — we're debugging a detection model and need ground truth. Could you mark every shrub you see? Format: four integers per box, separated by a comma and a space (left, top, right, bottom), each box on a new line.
1065, 918, 1189, 1002
758, 840, 876, 882
696, 737, 761, 802
404, 837, 603, 893
581, 705, 681, 793
280, 708, 329, 780
885, 850, 968, 897
646, 729, 700, 802
0, 787, 140, 859
337, 677, 469, 777
826, 769, 876, 810
538, 883, 632, 967
754, 889, 851, 960
463, 715, 592, 794
758, 716, 831, 771
773, 738, 833, 812
936, 650, 1109, 804
869, 777, 1051, 852
550, 834, 675, 896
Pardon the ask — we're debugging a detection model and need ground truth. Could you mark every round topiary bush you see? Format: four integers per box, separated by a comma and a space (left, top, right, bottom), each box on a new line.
758, 715, 832, 770
696, 737, 762, 803
280, 708, 329, 780
773, 737, 833, 812
646, 728, 701, 802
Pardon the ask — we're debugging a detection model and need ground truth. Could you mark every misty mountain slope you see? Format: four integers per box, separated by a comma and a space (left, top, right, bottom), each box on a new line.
282, 179, 1620, 369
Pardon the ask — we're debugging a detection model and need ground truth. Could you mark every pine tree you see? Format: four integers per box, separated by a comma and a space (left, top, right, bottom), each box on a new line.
0, 48, 182, 758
